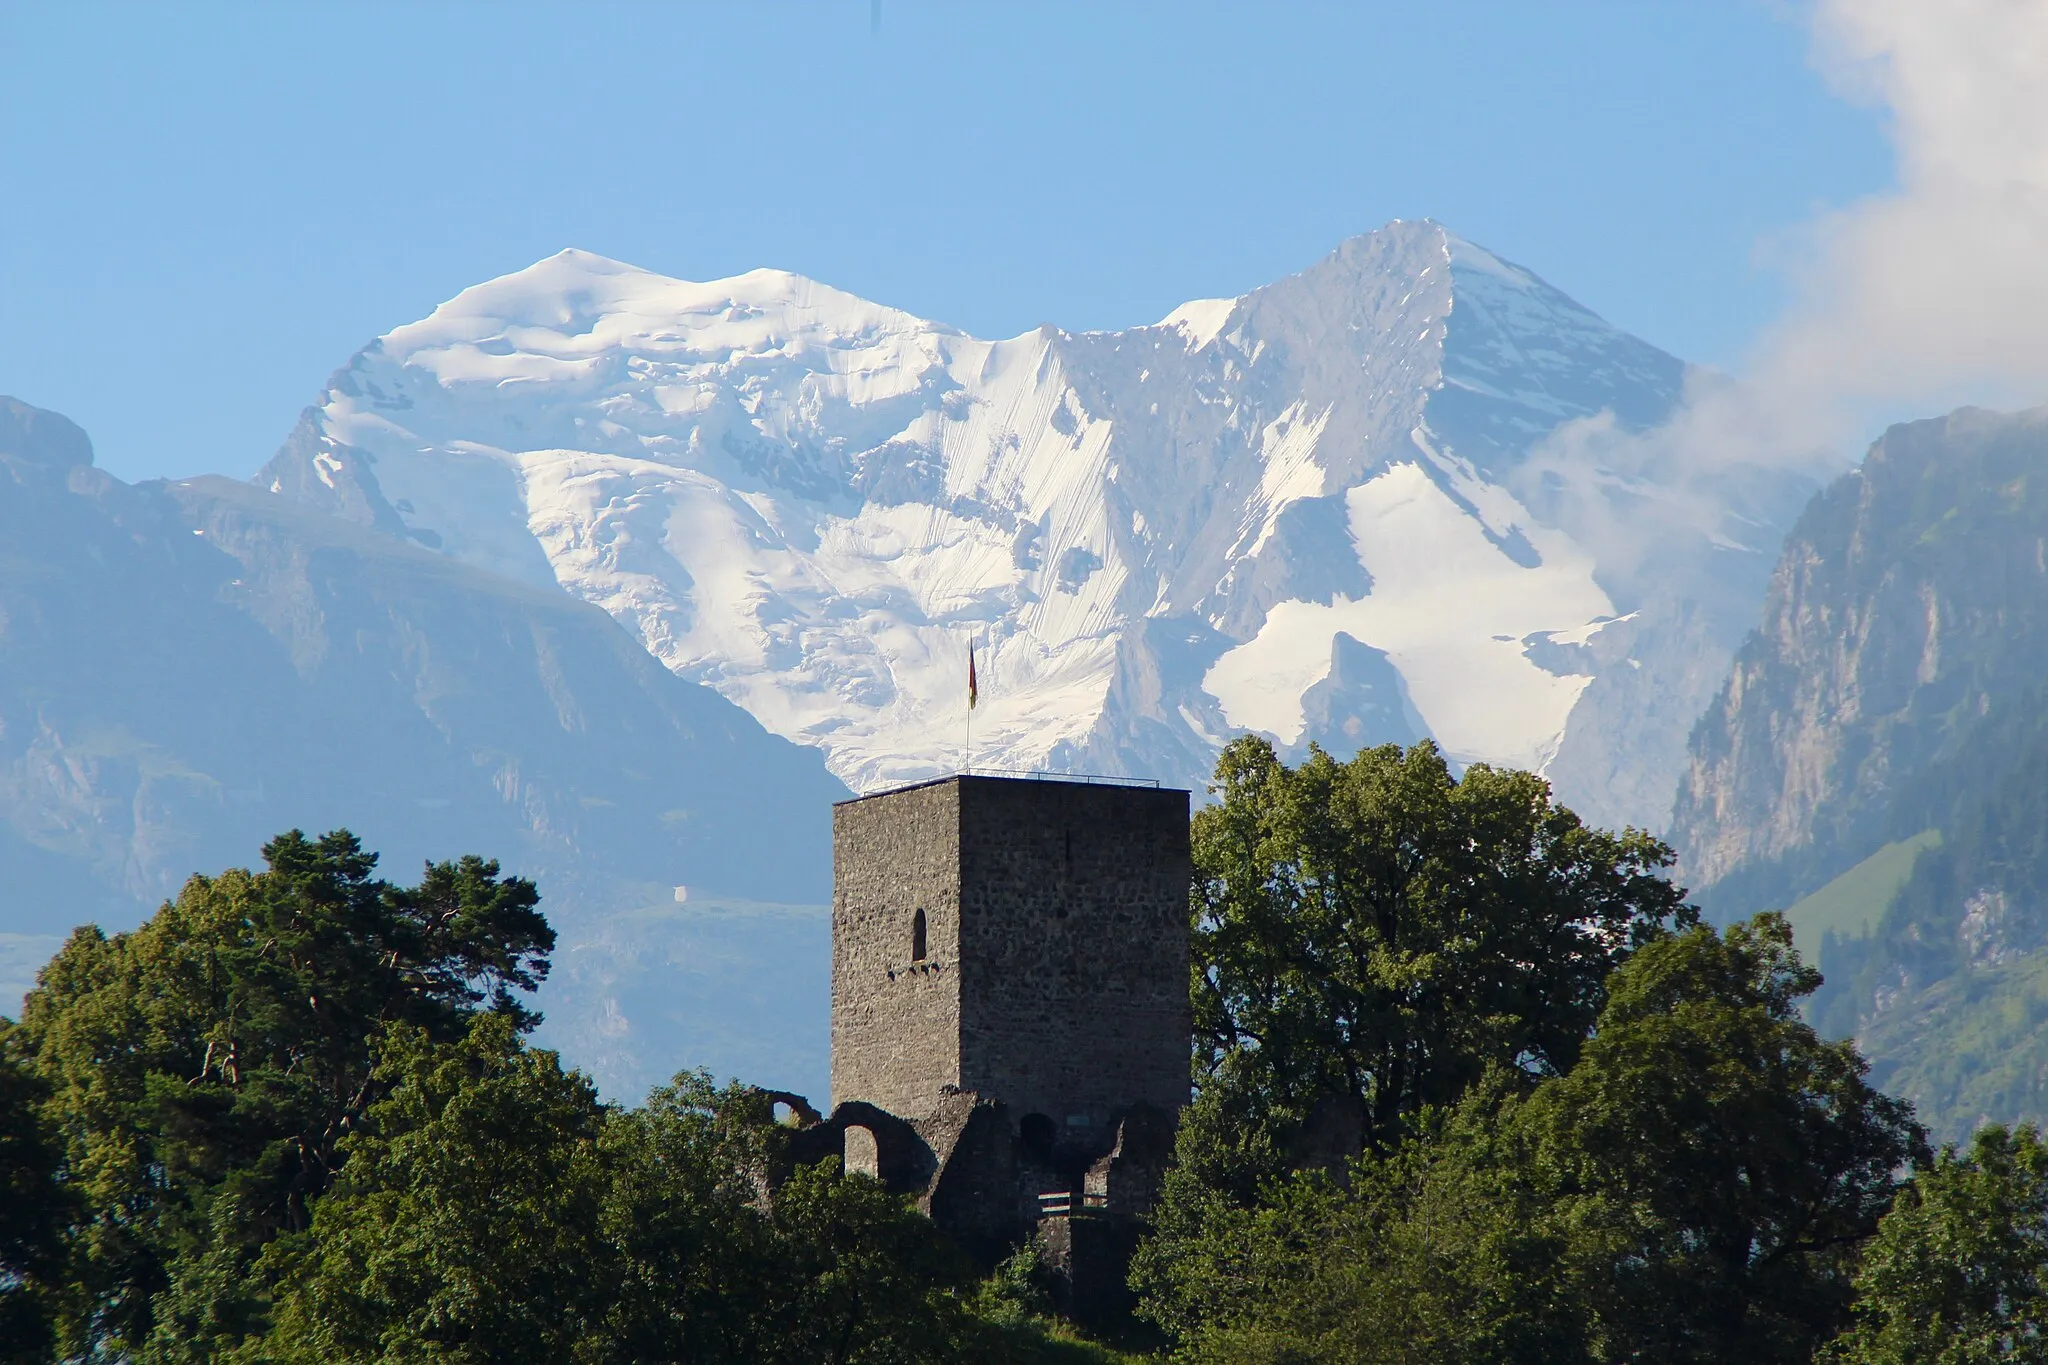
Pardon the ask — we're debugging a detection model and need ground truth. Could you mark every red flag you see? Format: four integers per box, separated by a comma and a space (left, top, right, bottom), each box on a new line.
968, 641, 978, 710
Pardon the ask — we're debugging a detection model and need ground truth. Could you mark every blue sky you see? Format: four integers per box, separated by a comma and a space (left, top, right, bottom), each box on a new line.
0, 2, 1890, 483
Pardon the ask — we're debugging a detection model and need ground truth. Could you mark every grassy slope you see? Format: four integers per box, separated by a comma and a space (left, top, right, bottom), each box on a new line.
1784, 829, 1942, 966
1860, 954, 2048, 1146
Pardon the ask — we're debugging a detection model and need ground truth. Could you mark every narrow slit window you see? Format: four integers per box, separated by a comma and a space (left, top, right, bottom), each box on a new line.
912, 908, 928, 962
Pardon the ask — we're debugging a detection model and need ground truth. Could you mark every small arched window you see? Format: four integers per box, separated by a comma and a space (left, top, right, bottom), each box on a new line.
911, 908, 928, 962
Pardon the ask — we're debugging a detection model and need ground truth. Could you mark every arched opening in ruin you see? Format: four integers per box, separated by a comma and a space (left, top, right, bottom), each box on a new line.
761, 1096, 815, 1129
1019, 1112, 1057, 1161
843, 1124, 881, 1179
911, 907, 927, 962
758, 1089, 821, 1128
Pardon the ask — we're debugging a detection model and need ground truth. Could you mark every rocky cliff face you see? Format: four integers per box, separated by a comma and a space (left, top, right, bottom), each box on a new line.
1671, 404, 2048, 1139
0, 396, 846, 1099
1674, 406, 2048, 911
259, 221, 1806, 831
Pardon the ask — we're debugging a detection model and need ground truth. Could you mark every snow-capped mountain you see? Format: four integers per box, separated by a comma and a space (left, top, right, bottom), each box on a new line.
263, 220, 1800, 830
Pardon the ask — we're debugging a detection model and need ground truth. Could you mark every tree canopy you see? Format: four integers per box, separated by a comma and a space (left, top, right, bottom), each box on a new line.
1134, 742, 1941, 1364
1827, 1124, 2048, 1364
6, 748, 2037, 1364
0, 1026, 65, 1364
10, 830, 552, 1360
1141, 917, 1925, 1363
1187, 737, 1692, 1181
3, 828, 1126, 1365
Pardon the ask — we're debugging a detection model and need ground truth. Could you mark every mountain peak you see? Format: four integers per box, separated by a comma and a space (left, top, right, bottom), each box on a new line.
378, 251, 942, 370
265, 222, 1761, 828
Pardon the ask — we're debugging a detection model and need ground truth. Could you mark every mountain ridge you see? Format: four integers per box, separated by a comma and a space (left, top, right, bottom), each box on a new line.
263, 219, 1802, 830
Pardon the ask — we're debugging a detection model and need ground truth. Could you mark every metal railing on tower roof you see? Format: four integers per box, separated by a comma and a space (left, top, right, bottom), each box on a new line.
844, 767, 1170, 801
956, 766, 1161, 788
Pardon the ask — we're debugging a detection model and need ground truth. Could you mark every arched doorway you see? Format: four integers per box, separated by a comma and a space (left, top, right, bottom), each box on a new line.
843, 1124, 881, 1178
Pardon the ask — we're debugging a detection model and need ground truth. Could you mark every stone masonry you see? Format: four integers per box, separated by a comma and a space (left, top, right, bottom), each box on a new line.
830, 777, 967, 1117
799, 773, 1191, 1315
832, 774, 1191, 1123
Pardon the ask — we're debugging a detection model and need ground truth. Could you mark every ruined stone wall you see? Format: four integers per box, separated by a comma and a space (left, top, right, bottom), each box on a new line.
955, 777, 1191, 1127
830, 779, 963, 1113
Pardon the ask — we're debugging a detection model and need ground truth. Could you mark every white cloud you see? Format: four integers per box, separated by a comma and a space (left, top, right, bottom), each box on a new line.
1783, 0, 2048, 425
1517, 1, 2048, 598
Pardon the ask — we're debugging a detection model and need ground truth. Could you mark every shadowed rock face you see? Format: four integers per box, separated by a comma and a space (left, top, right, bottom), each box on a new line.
0, 395, 847, 1099
1292, 633, 1424, 761
256, 221, 1801, 832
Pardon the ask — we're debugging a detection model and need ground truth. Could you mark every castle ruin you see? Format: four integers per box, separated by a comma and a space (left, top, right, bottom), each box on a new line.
785, 773, 1191, 1320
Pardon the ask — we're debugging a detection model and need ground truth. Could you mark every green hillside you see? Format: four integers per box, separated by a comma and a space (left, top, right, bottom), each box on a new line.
1859, 953, 2048, 1145
1784, 829, 1942, 967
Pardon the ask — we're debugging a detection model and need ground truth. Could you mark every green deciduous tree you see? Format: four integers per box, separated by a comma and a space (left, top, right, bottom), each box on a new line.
1141, 917, 1924, 1363
1146, 1092, 1586, 1365
763, 1159, 981, 1364
0, 1022, 66, 1365
251, 1013, 1010, 1365
250, 1012, 615, 1364
1186, 737, 1691, 1187
1828, 1124, 2048, 1364
595, 1073, 796, 1361
9, 827, 1130, 1364
1521, 915, 1923, 1361
604, 1073, 994, 1365
11, 829, 552, 1361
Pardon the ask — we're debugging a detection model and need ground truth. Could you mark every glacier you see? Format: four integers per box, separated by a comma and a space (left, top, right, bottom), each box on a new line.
264, 219, 1803, 832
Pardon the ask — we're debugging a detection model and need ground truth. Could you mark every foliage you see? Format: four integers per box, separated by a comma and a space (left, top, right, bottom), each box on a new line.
1855, 954, 2048, 1149
1804, 688, 2048, 1141
594, 1071, 801, 1360
1828, 1124, 2048, 1364
1150, 1094, 1585, 1365
1188, 736, 1693, 1183
249, 1012, 1083, 1364
1141, 916, 1926, 1363
1127, 1088, 1341, 1350
1517, 916, 1924, 1360
0, 1023, 66, 1364
973, 1244, 1059, 1326
10, 829, 552, 1359
247, 1013, 612, 1362
19, 772, 2043, 1365
762, 1158, 980, 1364
967, 1246, 1158, 1363
5, 827, 1157, 1365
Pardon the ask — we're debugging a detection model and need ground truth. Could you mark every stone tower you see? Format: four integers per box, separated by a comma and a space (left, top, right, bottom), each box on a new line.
831, 773, 1191, 1122
810, 773, 1191, 1315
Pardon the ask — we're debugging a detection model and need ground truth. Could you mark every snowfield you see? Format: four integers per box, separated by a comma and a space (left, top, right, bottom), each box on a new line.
264, 220, 1797, 829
